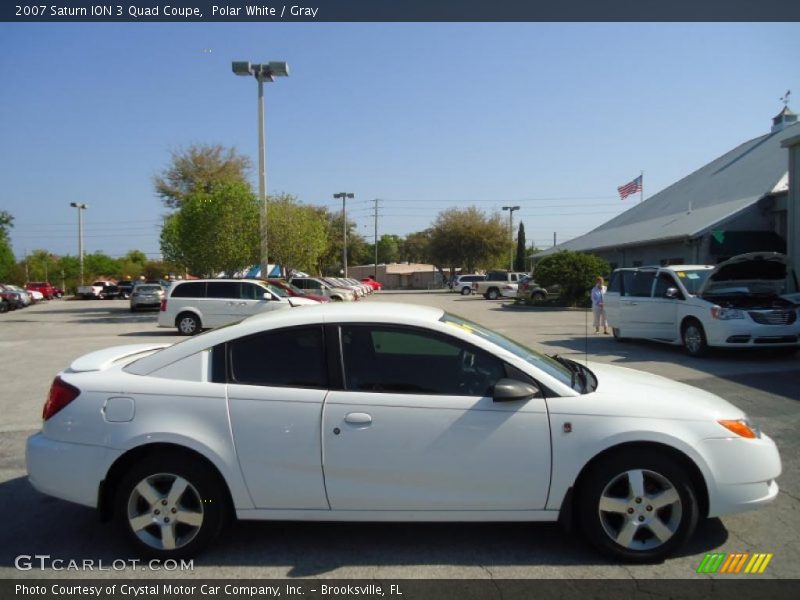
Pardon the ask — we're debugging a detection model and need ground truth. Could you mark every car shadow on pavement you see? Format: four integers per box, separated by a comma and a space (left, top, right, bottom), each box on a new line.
0, 476, 728, 576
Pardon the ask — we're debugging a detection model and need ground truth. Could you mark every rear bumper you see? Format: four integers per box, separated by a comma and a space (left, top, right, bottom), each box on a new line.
26, 433, 118, 509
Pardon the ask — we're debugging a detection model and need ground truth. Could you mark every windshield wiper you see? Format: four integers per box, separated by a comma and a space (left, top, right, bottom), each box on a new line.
549, 354, 587, 392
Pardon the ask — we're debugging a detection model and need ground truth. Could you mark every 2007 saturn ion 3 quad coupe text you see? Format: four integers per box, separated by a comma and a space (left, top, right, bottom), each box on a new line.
26, 303, 781, 562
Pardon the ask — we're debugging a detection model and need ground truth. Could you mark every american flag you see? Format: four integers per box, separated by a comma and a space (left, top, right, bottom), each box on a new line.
617, 175, 643, 200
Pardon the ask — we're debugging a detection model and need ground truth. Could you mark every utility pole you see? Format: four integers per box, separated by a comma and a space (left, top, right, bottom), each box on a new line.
334, 192, 354, 277
70, 203, 88, 285
372, 199, 381, 280
553, 232, 557, 248
502, 206, 520, 271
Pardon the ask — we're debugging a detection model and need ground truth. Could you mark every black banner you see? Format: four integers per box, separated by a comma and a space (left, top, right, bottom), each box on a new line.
3, 0, 800, 22
4, 579, 800, 600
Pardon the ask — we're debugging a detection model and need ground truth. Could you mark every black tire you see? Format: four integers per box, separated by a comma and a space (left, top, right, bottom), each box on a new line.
460, 286, 472, 296
532, 292, 546, 301
115, 454, 226, 559
681, 320, 708, 357
578, 449, 699, 563
176, 312, 201, 336
486, 288, 500, 300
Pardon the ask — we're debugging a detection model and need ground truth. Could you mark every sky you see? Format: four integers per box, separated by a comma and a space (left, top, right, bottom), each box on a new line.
1, 22, 799, 261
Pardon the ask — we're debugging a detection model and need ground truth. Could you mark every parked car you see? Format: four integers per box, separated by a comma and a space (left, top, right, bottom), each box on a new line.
0, 297, 8, 313
28, 289, 44, 302
129, 284, 165, 312
289, 277, 356, 302
324, 277, 366, 298
77, 281, 120, 300
0, 284, 24, 309
6, 284, 33, 305
117, 281, 136, 299
516, 276, 560, 302
158, 278, 317, 335
451, 274, 485, 295
267, 279, 330, 304
604, 252, 800, 356
27, 302, 781, 562
26, 281, 57, 300
361, 276, 383, 291
472, 271, 529, 300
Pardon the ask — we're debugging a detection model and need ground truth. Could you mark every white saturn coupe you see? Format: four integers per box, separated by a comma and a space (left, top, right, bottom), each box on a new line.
26, 303, 781, 562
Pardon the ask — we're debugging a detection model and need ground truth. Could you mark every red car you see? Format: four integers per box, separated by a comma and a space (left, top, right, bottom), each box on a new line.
360, 276, 383, 291
26, 281, 59, 300
266, 279, 330, 303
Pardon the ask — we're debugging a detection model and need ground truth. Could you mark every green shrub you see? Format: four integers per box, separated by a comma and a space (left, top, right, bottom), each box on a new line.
533, 251, 609, 307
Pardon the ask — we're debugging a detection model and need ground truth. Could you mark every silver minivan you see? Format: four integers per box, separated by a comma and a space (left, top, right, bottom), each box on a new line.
158, 279, 317, 335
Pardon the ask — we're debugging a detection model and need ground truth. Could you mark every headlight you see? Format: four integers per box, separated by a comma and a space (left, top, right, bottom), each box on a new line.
710, 306, 744, 320
718, 418, 761, 439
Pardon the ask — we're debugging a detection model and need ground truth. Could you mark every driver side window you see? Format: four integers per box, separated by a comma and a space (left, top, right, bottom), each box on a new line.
341, 325, 505, 396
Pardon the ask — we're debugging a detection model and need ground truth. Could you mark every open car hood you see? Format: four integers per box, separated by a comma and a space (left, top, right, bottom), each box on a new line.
698, 252, 795, 297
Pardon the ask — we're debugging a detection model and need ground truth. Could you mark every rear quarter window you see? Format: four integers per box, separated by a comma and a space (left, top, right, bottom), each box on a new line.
170, 282, 206, 298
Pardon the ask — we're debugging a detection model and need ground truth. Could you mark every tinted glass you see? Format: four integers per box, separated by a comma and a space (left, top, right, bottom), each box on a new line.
241, 283, 265, 300
229, 326, 327, 388
654, 273, 678, 297
630, 271, 656, 297
608, 271, 622, 293
341, 325, 504, 396
170, 282, 206, 298
207, 282, 240, 299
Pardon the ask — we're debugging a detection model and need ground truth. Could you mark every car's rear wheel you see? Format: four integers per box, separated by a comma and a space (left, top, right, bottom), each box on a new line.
578, 450, 699, 563
460, 286, 471, 296
682, 320, 708, 357
116, 455, 225, 559
532, 292, 546, 301
486, 288, 500, 300
176, 313, 200, 336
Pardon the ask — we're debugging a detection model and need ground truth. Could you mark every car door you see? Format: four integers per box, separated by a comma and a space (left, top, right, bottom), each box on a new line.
225, 326, 330, 509
235, 282, 284, 318
638, 272, 682, 341
204, 281, 242, 326
620, 270, 657, 337
322, 324, 551, 511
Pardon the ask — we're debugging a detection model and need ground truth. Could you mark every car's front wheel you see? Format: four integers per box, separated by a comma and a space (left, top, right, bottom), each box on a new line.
176, 313, 201, 335
116, 455, 226, 559
578, 450, 699, 563
460, 286, 472, 296
682, 320, 708, 357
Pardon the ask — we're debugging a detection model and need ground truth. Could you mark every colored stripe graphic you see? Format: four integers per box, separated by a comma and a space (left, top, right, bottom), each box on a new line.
697, 552, 772, 574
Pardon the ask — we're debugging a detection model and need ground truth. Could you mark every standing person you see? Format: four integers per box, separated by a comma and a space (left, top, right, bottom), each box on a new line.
591, 276, 608, 334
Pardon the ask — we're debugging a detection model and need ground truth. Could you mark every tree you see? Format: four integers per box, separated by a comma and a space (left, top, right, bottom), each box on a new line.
266, 195, 328, 275
534, 250, 610, 306
160, 181, 259, 277
0, 211, 15, 281
314, 207, 368, 275
428, 207, 509, 273
514, 222, 527, 272
154, 144, 252, 209
376, 234, 402, 264
401, 230, 431, 263
84, 252, 121, 279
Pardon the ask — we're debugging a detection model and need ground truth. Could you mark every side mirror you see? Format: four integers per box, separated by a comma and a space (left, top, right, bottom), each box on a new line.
262, 292, 273, 301
664, 287, 680, 299
493, 378, 541, 402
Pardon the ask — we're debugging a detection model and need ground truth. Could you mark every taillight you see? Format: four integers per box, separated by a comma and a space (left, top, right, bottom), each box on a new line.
160, 298, 167, 311
43, 377, 80, 420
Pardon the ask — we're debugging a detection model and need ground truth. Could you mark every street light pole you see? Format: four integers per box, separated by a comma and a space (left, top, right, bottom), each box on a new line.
502, 205, 520, 271
232, 60, 290, 278
69, 202, 88, 285
334, 192, 354, 277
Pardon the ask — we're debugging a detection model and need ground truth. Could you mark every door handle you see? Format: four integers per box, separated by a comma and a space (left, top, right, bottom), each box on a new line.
344, 412, 372, 425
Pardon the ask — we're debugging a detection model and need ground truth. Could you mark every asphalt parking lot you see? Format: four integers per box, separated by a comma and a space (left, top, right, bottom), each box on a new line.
0, 292, 798, 579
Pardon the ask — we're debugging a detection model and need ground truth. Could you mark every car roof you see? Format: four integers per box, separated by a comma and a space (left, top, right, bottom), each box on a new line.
125, 303, 445, 375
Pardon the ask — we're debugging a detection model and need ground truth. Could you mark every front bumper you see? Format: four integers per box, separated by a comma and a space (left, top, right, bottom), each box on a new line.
26, 433, 119, 509
705, 318, 800, 348
700, 433, 782, 517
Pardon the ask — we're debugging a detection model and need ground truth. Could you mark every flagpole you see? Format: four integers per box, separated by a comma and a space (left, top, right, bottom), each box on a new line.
640, 170, 644, 203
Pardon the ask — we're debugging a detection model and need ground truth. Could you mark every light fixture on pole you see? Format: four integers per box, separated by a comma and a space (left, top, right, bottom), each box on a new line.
232, 60, 290, 278
502, 205, 520, 271
334, 192, 354, 277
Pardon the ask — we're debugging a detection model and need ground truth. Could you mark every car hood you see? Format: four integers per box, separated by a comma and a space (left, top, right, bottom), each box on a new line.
573, 362, 746, 421
698, 252, 793, 297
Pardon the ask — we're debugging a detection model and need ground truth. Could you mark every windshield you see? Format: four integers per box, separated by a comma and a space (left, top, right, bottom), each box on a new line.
672, 269, 711, 294
440, 312, 582, 392
266, 283, 289, 297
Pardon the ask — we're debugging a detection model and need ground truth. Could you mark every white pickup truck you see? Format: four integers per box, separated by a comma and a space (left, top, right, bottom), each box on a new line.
472, 271, 529, 300
76, 281, 119, 300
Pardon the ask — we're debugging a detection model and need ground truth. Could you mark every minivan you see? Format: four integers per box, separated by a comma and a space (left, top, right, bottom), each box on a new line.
158, 279, 317, 335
